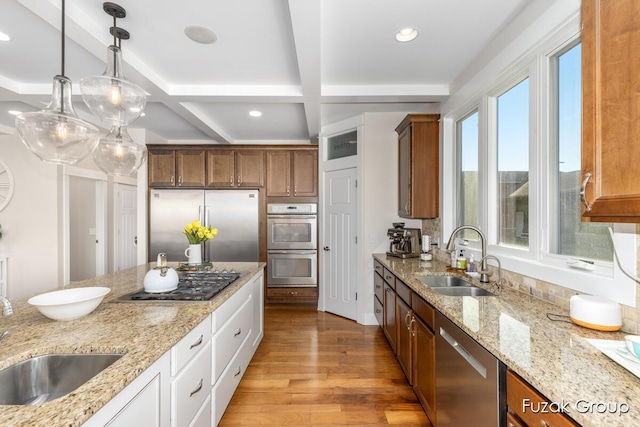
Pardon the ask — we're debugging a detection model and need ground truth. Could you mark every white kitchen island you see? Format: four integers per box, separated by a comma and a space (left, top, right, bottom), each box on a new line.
0, 262, 265, 427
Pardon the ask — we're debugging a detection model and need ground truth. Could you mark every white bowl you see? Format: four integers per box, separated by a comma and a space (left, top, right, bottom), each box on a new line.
28, 287, 111, 321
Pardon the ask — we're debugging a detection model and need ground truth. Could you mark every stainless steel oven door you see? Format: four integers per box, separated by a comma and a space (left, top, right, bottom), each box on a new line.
267, 250, 317, 287
267, 215, 317, 250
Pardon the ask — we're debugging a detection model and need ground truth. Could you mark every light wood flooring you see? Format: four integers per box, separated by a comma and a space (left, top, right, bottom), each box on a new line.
219, 305, 431, 426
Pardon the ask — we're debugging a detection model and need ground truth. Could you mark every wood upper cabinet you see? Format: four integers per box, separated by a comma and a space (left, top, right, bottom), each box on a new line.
148, 149, 176, 187
236, 151, 265, 187
176, 150, 206, 187
206, 150, 235, 187
266, 149, 318, 198
206, 150, 264, 188
396, 114, 439, 219
582, 0, 640, 222
148, 149, 205, 188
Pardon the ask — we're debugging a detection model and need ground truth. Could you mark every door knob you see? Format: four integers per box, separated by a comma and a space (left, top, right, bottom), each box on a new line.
323, 246, 330, 251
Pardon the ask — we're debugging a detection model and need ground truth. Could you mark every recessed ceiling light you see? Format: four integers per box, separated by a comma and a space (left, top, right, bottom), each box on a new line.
395, 27, 418, 42
0, 30, 10, 42
249, 110, 262, 117
8, 110, 21, 116
184, 25, 217, 45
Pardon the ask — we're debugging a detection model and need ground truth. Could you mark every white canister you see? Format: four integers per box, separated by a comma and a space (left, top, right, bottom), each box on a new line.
422, 234, 431, 253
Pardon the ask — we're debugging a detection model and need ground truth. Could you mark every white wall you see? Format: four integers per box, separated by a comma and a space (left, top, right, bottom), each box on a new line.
0, 135, 59, 299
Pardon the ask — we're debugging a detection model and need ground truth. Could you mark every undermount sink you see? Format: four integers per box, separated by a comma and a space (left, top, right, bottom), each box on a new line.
0, 353, 123, 405
416, 275, 496, 297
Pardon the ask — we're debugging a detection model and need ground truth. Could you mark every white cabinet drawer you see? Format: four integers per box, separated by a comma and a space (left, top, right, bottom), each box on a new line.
171, 316, 212, 376
188, 394, 211, 427
172, 339, 212, 427
212, 295, 253, 383
211, 281, 251, 334
212, 332, 253, 426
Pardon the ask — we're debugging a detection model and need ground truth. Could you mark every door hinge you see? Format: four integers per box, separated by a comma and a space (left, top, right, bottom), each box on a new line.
355, 179, 358, 188
355, 292, 358, 301
355, 236, 357, 244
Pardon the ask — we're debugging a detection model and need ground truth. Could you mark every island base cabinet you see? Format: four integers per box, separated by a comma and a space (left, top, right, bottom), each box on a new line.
171, 340, 212, 427
83, 352, 170, 427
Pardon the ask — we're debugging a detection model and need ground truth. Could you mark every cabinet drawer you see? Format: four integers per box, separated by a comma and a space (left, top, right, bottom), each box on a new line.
213, 329, 254, 425
374, 272, 384, 302
211, 282, 251, 334
507, 370, 579, 427
171, 317, 212, 376
374, 260, 383, 276
189, 395, 212, 427
213, 295, 253, 383
374, 295, 383, 326
383, 268, 395, 289
396, 279, 412, 305
172, 340, 212, 427
412, 296, 434, 331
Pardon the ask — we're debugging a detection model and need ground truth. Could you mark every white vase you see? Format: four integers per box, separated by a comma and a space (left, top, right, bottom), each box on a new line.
184, 244, 202, 265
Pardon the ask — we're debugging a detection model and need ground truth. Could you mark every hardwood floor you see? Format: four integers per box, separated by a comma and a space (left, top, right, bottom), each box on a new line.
219, 305, 431, 426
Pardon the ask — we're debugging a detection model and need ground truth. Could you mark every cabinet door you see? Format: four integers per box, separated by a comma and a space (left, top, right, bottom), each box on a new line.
149, 150, 176, 187
236, 151, 265, 187
206, 150, 235, 187
398, 127, 411, 217
412, 315, 436, 424
582, 0, 640, 222
266, 151, 291, 196
383, 284, 397, 354
396, 299, 412, 383
176, 150, 205, 187
292, 151, 318, 197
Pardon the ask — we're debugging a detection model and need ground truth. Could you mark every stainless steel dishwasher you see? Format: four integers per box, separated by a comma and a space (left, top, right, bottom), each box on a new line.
435, 311, 505, 426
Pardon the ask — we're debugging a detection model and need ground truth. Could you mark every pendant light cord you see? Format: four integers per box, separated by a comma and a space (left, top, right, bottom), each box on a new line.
60, 0, 66, 113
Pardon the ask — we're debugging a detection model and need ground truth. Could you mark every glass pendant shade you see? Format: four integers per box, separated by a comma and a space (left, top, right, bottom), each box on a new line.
91, 125, 147, 176
15, 75, 100, 165
80, 45, 146, 126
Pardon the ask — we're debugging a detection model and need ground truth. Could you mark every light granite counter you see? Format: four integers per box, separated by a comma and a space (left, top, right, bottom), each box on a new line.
0, 262, 265, 427
374, 253, 638, 427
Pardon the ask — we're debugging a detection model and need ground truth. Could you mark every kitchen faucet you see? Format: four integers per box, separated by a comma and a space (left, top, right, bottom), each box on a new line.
0, 296, 13, 316
480, 255, 502, 294
445, 225, 490, 283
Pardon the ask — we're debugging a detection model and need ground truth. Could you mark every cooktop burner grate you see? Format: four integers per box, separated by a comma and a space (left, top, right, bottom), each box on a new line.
121, 271, 241, 301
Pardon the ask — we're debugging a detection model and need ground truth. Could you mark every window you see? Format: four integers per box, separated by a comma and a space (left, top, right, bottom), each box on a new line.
551, 43, 613, 261
496, 78, 530, 248
327, 130, 357, 160
456, 111, 479, 240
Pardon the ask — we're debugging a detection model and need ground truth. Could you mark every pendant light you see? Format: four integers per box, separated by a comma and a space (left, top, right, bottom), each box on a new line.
80, 2, 146, 126
14, 0, 100, 165
91, 125, 147, 176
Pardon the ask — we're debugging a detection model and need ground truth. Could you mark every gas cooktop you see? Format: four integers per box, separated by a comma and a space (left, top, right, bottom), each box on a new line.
119, 270, 241, 302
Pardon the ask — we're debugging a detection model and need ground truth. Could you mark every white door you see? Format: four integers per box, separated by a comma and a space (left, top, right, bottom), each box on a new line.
115, 184, 137, 271
323, 167, 357, 320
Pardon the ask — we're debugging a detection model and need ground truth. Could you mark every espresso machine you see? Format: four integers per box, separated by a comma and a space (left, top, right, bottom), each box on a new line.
386, 223, 422, 258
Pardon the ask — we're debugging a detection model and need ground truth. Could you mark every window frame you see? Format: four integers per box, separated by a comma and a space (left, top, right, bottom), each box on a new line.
443, 15, 636, 305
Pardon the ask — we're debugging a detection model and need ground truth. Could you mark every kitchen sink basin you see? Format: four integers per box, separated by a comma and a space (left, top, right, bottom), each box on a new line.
416, 275, 496, 297
417, 275, 472, 288
0, 353, 123, 405
430, 286, 495, 297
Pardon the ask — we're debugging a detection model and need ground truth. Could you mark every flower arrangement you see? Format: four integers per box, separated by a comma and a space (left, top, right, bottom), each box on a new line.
183, 220, 217, 244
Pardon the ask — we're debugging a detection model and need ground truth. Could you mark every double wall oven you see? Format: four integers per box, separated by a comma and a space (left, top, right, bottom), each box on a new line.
267, 203, 317, 288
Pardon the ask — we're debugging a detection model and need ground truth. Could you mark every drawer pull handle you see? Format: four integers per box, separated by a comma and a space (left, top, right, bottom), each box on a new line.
375, 308, 381, 314
405, 311, 412, 328
189, 334, 203, 349
234, 366, 242, 377
375, 284, 381, 289
540, 421, 549, 427
234, 328, 242, 337
580, 172, 592, 212
410, 318, 416, 336
189, 378, 203, 397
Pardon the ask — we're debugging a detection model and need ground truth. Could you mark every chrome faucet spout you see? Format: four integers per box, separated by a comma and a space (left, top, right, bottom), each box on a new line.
445, 225, 489, 282
0, 296, 13, 316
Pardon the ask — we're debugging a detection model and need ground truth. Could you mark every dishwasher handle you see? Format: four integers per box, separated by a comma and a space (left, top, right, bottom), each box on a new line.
440, 327, 487, 379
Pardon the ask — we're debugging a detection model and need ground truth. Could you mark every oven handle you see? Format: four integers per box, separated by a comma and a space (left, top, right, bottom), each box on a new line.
267, 215, 317, 219
267, 250, 317, 255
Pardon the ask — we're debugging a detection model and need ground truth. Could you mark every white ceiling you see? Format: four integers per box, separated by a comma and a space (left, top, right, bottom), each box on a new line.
0, 0, 528, 144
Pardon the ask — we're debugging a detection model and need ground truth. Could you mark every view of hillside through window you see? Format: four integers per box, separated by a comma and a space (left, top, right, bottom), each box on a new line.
553, 43, 613, 261
497, 78, 530, 248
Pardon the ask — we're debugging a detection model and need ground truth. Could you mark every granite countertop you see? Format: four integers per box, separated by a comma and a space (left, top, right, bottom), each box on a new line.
374, 253, 638, 427
0, 262, 265, 427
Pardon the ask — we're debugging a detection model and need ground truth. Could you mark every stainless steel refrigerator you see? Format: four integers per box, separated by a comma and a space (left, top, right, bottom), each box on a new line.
149, 189, 259, 263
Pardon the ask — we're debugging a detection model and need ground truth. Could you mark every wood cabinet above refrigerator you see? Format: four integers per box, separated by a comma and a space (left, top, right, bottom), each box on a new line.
395, 114, 440, 219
